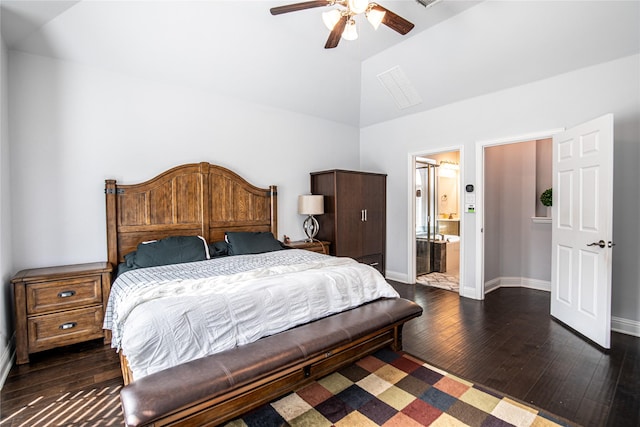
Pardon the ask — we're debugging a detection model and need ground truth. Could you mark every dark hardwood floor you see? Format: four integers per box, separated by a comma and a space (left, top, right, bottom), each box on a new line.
393, 283, 640, 427
1, 284, 638, 426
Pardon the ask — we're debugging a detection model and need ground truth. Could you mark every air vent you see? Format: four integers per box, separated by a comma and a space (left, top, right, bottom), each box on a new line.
416, 0, 442, 8
376, 66, 422, 110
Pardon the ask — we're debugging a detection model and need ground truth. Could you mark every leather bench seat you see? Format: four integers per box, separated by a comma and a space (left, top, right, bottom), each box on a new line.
120, 297, 422, 427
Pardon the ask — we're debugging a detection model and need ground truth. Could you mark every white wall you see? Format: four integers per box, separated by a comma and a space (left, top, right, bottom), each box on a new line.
8, 51, 360, 271
0, 32, 13, 385
360, 54, 640, 325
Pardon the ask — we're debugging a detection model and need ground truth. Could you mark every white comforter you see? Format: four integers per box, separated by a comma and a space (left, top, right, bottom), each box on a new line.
104, 250, 398, 379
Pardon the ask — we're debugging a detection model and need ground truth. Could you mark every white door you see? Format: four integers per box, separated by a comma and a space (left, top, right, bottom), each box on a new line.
551, 114, 614, 349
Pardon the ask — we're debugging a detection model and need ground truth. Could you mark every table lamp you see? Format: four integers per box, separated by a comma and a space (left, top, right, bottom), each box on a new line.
298, 195, 324, 241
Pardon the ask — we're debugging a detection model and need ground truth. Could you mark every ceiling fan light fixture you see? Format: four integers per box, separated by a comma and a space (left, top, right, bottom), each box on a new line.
270, 0, 414, 48
366, 8, 385, 30
347, 0, 369, 15
341, 19, 358, 40
322, 9, 342, 30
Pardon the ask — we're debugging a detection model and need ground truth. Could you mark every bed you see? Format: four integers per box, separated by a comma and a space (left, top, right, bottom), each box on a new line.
104, 162, 422, 426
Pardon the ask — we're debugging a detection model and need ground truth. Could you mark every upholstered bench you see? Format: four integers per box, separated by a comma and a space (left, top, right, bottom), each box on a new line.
119, 297, 422, 427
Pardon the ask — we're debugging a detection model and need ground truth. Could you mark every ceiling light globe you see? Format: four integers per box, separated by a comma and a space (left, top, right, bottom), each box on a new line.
341, 20, 358, 40
322, 9, 341, 30
348, 0, 369, 15
366, 8, 385, 30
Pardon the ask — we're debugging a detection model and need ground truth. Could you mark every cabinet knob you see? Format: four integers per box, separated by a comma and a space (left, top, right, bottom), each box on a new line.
58, 290, 76, 298
59, 322, 77, 330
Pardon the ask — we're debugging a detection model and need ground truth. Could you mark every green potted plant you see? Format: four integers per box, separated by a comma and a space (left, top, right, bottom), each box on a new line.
540, 188, 552, 217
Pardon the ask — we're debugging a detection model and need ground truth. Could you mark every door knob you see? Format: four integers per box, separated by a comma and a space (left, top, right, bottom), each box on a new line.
587, 240, 606, 248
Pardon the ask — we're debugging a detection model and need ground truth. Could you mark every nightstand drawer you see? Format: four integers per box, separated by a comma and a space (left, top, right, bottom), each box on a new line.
27, 306, 104, 352
26, 276, 102, 315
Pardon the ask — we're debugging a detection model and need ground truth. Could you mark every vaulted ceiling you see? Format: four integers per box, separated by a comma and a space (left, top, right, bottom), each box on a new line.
2, 1, 639, 127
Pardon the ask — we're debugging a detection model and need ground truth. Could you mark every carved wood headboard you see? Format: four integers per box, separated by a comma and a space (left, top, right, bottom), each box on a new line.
105, 162, 277, 267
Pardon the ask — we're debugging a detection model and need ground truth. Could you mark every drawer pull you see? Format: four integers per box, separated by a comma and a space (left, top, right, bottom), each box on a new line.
58, 290, 76, 298
59, 322, 77, 330
369, 262, 379, 266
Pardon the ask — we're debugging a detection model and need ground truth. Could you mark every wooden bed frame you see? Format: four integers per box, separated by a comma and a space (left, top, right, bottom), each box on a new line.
106, 162, 422, 426
105, 162, 277, 384
105, 162, 277, 267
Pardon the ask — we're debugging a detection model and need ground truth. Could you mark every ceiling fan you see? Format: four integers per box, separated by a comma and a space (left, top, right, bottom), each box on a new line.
270, 0, 415, 49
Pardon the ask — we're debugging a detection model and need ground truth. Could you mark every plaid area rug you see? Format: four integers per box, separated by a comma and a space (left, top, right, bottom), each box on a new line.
225, 349, 572, 427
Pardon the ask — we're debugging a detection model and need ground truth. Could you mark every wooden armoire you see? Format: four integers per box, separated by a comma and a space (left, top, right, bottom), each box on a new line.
310, 170, 386, 274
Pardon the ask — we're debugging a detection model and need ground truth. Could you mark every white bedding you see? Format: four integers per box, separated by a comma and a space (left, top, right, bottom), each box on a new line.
104, 250, 398, 379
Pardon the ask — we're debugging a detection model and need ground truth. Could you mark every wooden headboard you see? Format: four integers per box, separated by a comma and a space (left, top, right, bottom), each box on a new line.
105, 162, 277, 266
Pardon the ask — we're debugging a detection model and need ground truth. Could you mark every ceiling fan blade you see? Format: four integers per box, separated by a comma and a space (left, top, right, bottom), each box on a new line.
270, 1, 331, 15
372, 5, 415, 35
325, 15, 348, 49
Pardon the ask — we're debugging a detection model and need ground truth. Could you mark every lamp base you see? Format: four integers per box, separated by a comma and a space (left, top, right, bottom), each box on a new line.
303, 215, 319, 241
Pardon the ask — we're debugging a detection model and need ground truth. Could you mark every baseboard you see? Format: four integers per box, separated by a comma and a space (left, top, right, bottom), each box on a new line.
612, 316, 640, 337
521, 277, 551, 292
0, 332, 15, 389
484, 276, 551, 293
385, 270, 410, 284
484, 278, 501, 293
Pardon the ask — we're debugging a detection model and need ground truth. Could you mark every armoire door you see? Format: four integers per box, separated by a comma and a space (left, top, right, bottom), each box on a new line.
360, 173, 386, 263
335, 171, 364, 259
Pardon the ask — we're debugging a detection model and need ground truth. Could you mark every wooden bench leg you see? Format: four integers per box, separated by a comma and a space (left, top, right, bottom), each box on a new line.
391, 324, 404, 352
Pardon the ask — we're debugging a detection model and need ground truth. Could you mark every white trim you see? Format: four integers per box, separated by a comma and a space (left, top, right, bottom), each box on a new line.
386, 270, 410, 284
475, 129, 565, 148
484, 277, 501, 293
484, 276, 551, 293
521, 278, 552, 292
407, 154, 417, 284
612, 317, 640, 338
474, 140, 485, 300
531, 217, 552, 224
457, 145, 467, 299
475, 128, 564, 298
0, 333, 15, 389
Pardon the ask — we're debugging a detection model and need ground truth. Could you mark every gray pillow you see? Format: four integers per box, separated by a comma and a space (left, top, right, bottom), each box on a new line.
225, 232, 283, 255
129, 235, 209, 268
208, 240, 229, 257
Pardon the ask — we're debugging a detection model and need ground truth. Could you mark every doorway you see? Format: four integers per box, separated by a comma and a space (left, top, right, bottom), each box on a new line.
482, 138, 553, 293
470, 129, 562, 299
475, 115, 614, 348
412, 150, 461, 293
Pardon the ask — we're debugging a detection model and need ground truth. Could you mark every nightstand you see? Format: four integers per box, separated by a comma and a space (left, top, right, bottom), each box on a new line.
286, 240, 331, 254
12, 262, 112, 364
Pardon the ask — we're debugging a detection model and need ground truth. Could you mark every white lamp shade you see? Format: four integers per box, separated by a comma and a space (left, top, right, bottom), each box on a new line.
341, 20, 358, 41
298, 195, 324, 215
322, 9, 341, 30
366, 8, 385, 30
348, 0, 369, 14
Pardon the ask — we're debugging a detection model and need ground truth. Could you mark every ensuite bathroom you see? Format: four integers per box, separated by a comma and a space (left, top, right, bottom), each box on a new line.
415, 151, 460, 292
